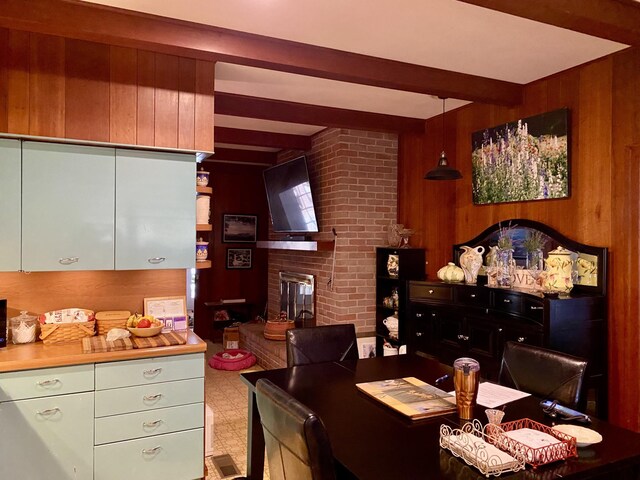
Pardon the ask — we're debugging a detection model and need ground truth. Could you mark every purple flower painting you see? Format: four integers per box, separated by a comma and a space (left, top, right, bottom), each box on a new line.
471, 108, 569, 205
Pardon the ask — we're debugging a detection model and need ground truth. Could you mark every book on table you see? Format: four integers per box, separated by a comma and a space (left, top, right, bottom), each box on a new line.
356, 377, 457, 420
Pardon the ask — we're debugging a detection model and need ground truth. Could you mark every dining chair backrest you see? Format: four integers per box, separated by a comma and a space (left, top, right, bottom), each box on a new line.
256, 378, 337, 480
286, 324, 359, 367
498, 341, 588, 410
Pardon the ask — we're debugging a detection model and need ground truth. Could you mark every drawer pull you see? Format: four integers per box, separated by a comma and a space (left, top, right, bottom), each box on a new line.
58, 257, 79, 265
143, 368, 163, 377
470, 294, 476, 298
142, 446, 162, 455
143, 393, 163, 402
428, 289, 434, 294
517, 337, 526, 343
503, 299, 511, 304
148, 257, 166, 264
415, 313, 423, 318
530, 306, 543, 310
36, 407, 60, 417
457, 334, 469, 341
36, 378, 61, 387
416, 332, 423, 337
143, 420, 164, 428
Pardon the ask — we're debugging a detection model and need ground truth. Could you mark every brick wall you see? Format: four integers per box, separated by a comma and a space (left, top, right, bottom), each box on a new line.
266, 128, 398, 334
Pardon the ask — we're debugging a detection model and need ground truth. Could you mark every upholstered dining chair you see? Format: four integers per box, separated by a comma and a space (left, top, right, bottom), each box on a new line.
498, 341, 588, 410
286, 324, 359, 367
255, 378, 337, 480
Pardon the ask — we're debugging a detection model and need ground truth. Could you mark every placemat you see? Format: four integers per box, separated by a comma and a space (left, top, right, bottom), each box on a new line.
131, 331, 188, 349
82, 335, 134, 353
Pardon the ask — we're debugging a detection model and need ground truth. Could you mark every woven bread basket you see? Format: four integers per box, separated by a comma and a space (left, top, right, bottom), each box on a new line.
95, 310, 131, 336
40, 321, 96, 344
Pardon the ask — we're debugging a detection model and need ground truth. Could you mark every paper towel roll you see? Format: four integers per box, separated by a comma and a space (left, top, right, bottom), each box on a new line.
196, 195, 210, 224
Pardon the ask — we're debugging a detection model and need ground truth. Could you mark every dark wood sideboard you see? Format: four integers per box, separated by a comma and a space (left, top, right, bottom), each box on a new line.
406, 220, 608, 418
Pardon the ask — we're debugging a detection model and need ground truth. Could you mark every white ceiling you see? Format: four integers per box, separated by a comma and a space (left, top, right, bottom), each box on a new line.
83, 0, 628, 151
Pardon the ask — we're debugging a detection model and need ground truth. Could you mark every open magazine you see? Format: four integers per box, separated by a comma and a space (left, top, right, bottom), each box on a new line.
356, 377, 457, 420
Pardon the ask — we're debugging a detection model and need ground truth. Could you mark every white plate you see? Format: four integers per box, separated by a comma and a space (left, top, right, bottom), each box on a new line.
552, 424, 603, 447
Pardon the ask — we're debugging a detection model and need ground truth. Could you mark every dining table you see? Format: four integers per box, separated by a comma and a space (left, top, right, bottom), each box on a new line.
240, 354, 640, 479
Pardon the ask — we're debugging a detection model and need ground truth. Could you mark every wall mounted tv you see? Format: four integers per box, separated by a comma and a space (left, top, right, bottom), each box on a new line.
263, 156, 319, 234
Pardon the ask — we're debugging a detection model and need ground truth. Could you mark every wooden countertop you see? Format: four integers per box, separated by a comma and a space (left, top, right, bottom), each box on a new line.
0, 330, 207, 373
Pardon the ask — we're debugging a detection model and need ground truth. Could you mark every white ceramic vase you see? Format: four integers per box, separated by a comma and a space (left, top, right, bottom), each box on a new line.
459, 245, 485, 284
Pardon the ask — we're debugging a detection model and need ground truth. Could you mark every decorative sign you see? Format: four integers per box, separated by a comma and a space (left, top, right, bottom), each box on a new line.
511, 269, 544, 292
144, 296, 188, 332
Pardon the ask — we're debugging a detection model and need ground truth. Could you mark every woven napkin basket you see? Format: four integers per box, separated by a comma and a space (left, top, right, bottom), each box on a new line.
40, 320, 96, 344
95, 311, 131, 336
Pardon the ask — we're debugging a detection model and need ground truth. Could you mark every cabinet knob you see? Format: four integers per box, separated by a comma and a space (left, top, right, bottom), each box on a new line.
503, 299, 511, 304
143, 393, 163, 402
58, 257, 79, 265
498, 328, 503, 332
36, 378, 61, 387
530, 306, 543, 310
517, 337, 526, 343
415, 313, 423, 318
431, 313, 436, 317
416, 332, 423, 337
36, 407, 60, 417
428, 289, 434, 294
457, 334, 469, 341
470, 294, 476, 298
142, 446, 163, 455
148, 257, 166, 264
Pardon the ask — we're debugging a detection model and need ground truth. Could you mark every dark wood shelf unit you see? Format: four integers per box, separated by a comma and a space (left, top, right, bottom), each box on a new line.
256, 240, 334, 251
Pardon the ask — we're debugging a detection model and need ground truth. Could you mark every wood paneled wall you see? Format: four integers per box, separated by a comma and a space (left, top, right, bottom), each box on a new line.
398, 47, 640, 430
0, 28, 214, 151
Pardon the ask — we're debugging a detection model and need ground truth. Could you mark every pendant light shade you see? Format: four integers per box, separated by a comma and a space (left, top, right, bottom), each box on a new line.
424, 98, 462, 181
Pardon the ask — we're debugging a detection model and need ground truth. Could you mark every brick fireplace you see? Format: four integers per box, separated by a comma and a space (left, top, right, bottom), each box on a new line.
267, 128, 398, 333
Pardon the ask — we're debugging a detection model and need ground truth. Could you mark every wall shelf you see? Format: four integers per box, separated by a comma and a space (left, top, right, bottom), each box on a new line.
256, 240, 334, 252
196, 186, 212, 194
196, 260, 211, 269
196, 224, 213, 232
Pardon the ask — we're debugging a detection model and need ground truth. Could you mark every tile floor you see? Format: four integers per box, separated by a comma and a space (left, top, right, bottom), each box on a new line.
204, 341, 270, 480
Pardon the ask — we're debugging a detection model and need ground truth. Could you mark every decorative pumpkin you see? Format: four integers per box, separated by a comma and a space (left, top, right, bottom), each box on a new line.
437, 262, 465, 283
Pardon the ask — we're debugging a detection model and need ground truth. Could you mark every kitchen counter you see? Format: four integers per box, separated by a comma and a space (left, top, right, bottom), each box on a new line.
0, 330, 206, 372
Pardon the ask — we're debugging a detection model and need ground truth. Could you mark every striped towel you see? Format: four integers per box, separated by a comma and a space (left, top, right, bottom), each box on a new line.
82, 335, 134, 353
131, 331, 188, 349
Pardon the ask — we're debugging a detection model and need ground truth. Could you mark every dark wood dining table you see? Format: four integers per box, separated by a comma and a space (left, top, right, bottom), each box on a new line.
241, 354, 640, 479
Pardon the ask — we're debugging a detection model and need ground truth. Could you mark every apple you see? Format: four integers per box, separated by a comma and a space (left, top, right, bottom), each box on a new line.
137, 318, 152, 328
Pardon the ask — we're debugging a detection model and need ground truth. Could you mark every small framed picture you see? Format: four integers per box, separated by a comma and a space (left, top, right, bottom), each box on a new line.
222, 214, 257, 243
227, 248, 252, 269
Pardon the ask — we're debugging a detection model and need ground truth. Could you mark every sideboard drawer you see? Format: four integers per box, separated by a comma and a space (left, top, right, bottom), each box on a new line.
455, 286, 490, 307
0, 364, 94, 402
409, 283, 453, 302
95, 402, 203, 445
95, 353, 204, 390
94, 428, 203, 480
522, 297, 545, 322
493, 291, 523, 314
95, 378, 204, 417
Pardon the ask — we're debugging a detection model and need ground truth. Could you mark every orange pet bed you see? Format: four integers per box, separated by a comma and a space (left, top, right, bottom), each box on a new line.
208, 349, 257, 371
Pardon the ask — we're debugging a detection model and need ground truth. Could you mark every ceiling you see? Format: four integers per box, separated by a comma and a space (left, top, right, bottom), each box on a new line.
80, 0, 636, 158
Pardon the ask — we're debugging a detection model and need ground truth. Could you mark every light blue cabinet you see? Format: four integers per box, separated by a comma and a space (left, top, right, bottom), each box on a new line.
22, 142, 115, 271
0, 139, 21, 271
115, 149, 196, 270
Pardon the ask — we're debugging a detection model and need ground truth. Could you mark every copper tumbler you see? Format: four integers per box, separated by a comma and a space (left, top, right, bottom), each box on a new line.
453, 357, 480, 419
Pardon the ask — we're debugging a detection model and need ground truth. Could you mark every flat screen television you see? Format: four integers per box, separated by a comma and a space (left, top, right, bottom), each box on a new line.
263, 156, 319, 234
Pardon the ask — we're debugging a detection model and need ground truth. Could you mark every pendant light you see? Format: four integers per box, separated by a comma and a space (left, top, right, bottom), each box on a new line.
424, 97, 462, 180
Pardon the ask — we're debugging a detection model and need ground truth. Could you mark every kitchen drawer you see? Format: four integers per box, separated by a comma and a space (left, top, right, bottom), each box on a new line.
409, 283, 453, 302
455, 286, 490, 307
94, 428, 203, 480
492, 290, 523, 315
0, 364, 94, 402
95, 402, 204, 445
95, 377, 204, 417
0, 392, 94, 480
95, 353, 204, 390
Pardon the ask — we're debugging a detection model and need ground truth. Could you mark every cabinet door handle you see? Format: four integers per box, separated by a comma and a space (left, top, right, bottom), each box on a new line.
148, 257, 166, 264
457, 334, 469, 341
530, 306, 543, 310
415, 313, 423, 318
431, 313, 436, 317
503, 299, 511, 304
36, 407, 60, 417
416, 332, 423, 337
143, 420, 164, 428
143, 368, 162, 377
143, 393, 163, 402
428, 289, 434, 294
58, 257, 79, 265
470, 294, 476, 298
142, 446, 162, 455
36, 378, 61, 387
517, 337, 526, 343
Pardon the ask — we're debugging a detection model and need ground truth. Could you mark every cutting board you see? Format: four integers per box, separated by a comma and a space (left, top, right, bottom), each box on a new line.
131, 331, 188, 349
82, 335, 134, 353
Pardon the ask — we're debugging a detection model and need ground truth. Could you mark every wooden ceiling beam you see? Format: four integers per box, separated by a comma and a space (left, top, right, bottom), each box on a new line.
215, 92, 426, 133
0, 0, 522, 105
205, 148, 277, 165
215, 127, 311, 150
458, 0, 640, 46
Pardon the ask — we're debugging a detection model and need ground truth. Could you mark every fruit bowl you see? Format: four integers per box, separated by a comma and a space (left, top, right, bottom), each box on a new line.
127, 325, 163, 337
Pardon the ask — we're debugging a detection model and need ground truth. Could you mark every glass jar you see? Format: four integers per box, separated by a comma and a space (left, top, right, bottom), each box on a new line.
496, 248, 514, 288
10, 311, 39, 344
